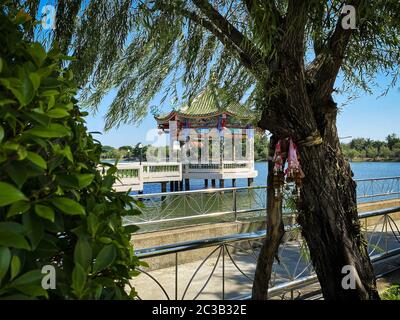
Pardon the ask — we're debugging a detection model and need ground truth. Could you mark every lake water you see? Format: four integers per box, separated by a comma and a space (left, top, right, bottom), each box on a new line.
125, 161, 400, 231
138, 161, 400, 194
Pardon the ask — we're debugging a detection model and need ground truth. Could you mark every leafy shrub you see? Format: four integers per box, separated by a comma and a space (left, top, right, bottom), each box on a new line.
381, 284, 400, 300
0, 8, 142, 299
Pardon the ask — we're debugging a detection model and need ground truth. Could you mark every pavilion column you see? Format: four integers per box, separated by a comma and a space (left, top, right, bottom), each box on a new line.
211, 179, 216, 188
170, 181, 174, 192
161, 182, 167, 201
204, 179, 209, 188
185, 179, 190, 190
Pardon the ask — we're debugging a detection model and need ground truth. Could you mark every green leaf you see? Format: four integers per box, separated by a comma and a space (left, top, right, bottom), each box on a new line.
27, 43, 46, 67
0, 231, 30, 250
10, 255, 21, 280
76, 174, 95, 189
8, 162, 28, 188
16, 145, 27, 160
48, 95, 55, 109
87, 214, 99, 237
24, 124, 70, 138
7, 201, 30, 218
92, 245, 116, 273
74, 238, 92, 271
34, 204, 54, 222
72, 263, 87, 297
0, 247, 11, 282
0, 125, 4, 143
0, 99, 16, 106
19, 68, 35, 106
9, 270, 47, 297
0, 78, 25, 106
27, 151, 47, 169
63, 145, 74, 163
38, 89, 59, 97
29, 73, 40, 91
51, 197, 85, 215
23, 213, 44, 250
46, 108, 70, 118
124, 225, 139, 233
0, 182, 28, 206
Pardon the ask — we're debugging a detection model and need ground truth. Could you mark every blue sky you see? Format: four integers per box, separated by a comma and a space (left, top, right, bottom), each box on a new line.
33, 1, 399, 147
85, 74, 399, 148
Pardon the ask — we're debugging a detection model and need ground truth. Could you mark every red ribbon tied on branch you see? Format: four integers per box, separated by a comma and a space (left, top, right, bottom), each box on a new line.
273, 139, 284, 174
285, 138, 305, 179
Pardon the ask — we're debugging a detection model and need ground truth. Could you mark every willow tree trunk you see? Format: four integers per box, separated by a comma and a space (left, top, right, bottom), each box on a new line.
252, 136, 285, 299
256, 48, 379, 298
295, 112, 379, 300
257, 90, 379, 299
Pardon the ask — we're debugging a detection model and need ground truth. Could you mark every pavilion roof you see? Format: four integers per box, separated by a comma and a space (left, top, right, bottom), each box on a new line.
155, 82, 252, 122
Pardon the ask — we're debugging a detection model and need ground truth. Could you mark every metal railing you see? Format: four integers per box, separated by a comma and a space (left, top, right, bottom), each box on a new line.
125, 185, 267, 228
125, 176, 400, 228
132, 206, 400, 300
355, 176, 400, 202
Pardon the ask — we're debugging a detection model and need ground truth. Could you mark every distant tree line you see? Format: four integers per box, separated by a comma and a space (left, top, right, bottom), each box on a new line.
101, 135, 270, 162
101, 143, 149, 161
101, 133, 400, 162
341, 134, 400, 161
254, 134, 269, 161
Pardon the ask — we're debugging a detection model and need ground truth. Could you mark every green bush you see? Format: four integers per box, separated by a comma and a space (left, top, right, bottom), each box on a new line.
0, 8, 143, 299
381, 284, 400, 300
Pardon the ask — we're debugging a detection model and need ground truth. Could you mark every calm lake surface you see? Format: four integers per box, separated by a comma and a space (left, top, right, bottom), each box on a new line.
138, 161, 400, 194
125, 161, 400, 231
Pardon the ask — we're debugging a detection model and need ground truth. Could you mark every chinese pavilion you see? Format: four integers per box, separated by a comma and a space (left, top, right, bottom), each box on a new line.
155, 80, 258, 190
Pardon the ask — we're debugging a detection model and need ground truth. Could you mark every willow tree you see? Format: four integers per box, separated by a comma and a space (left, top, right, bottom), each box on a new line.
21, 0, 400, 299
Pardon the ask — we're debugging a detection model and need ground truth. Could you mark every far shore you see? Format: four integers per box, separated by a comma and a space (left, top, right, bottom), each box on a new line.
100, 158, 400, 163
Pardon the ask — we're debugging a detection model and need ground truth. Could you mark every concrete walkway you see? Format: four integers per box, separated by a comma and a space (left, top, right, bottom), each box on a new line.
131, 219, 400, 300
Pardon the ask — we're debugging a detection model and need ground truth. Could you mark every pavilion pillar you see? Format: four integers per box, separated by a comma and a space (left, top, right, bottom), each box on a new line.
211, 179, 216, 188
161, 182, 167, 201
170, 181, 174, 192
204, 179, 209, 188
185, 179, 190, 190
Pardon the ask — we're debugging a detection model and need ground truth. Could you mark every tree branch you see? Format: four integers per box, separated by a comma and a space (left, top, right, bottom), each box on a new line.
190, 0, 265, 76
307, 1, 361, 104
280, 0, 310, 62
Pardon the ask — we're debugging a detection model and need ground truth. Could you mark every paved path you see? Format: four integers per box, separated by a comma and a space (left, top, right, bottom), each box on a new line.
131, 220, 400, 300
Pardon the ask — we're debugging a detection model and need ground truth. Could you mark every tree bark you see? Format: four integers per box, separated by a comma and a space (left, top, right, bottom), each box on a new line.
252, 136, 285, 299
261, 88, 380, 299
296, 109, 379, 300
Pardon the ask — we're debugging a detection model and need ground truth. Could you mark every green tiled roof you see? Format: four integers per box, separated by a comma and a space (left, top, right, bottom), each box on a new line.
155, 83, 251, 121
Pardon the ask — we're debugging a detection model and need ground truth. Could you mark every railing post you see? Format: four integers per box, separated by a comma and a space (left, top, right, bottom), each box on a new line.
233, 189, 238, 222
222, 245, 225, 300
384, 214, 388, 254
175, 252, 178, 300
